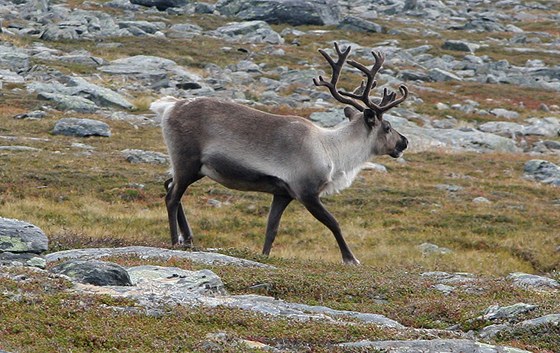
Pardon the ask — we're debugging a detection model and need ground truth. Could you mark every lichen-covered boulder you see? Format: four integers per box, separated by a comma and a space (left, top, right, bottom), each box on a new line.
215, 0, 341, 26
50, 260, 132, 286
52, 118, 111, 137
0, 217, 48, 254
0, 252, 47, 269
523, 160, 560, 186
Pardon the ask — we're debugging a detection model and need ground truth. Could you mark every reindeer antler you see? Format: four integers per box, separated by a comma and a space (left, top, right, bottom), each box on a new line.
314, 43, 408, 114
313, 42, 366, 112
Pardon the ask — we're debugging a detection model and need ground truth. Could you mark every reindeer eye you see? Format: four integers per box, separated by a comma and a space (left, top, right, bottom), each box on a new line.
384, 123, 391, 133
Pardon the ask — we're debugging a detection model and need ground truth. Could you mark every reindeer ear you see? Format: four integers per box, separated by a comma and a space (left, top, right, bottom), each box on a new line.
344, 106, 358, 120
363, 109, 381, 127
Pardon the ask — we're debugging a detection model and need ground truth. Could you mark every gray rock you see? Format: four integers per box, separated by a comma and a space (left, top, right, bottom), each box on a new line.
52, 118, 111, 137
40, 25, 81, 41
99, 55, 202, 85
442, 40, 480, 53
398, 70, 432, 82
478, 324, 510, 340
0, 44, 30, 71
452, 18, 506, 32
130, 0, 189, 11
0, 217, 48, 254
523, 117, 560, 137
479, 118, 559, 138
490, 108, 520, 120
194, 2, 215, 13
421, 128, 520, 153
309, 108, 346, 127
118, 21, 165, 35
128, 266, 226, 295
519, 314, 560, 328
472, 197, 491, 204
523, 160, 560, 186
436, 184, 463, 192
215, 0, 341, 26
45, 246, 274, 268
338, 339, 531, 352
432, 283, 455, 295
432, 117, 458, 129
37, 92, 98, 113
421, 271, 476, 284
507, 272, 560, 290
66, 77, 135, 110
0, 252, 47, 269
362, 162, 387, 173
478, 121, 525, 137
418, 242, 452, 255
0, 146, 41, 152
49, 51, 105, 67
50, 260, 132, 286
13, 111, 47, 120
543, 140, 560, 150
480, 303, 537, 321
0, 69, 25, 84
167, 23, 203, 39
428, 68, 462, 82
74, 270, 402, 328
338, 16, 383, 33
121, 149, 168, 164
213, 21, 283, 44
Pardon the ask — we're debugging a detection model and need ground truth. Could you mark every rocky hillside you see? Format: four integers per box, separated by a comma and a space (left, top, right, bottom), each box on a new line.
1, 0, 559, 352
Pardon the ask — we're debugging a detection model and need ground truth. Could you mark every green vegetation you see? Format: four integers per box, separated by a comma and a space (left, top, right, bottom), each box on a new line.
1, 1, 560, 352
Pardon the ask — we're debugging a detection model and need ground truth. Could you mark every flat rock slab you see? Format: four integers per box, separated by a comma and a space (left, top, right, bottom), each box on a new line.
72, 267, 403, 329
0, 217, 48, 254
45, 246, 275, 268
507, 272, 559, 291
338, 339, 532, 353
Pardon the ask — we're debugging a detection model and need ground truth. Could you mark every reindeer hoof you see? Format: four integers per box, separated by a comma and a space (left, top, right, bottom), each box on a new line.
343, 257, 361, 265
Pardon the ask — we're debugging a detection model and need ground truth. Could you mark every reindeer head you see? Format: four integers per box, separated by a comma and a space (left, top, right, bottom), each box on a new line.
313, 42, 409, 158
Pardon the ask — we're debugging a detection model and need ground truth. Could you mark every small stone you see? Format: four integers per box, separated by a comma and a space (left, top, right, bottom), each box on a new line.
121, 149, 168, 164
539, 103, 550, 112
490, 108, 520, 120
442, 40, 480, 53
472, 197, 491, 204
13, 111, 47, 120
207, 199, 222, 208
418, 242, 452, 255
478, 324, 510, 339
436, 184, 463, 192
481, 303, 537, 321
433, 284, 455, 295
362, 162, 387, 173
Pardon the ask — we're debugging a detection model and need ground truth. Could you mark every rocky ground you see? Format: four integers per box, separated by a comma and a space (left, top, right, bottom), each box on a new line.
1, 216, 559, 352
1, 0, 559, 352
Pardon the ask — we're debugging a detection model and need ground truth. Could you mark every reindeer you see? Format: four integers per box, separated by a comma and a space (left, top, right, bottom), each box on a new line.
150, 43, 409, 265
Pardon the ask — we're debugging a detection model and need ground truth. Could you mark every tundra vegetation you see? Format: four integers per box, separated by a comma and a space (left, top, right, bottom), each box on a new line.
0, 0, 559, 352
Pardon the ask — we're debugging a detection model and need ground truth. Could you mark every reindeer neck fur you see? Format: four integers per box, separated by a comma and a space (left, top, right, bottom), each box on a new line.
319, 117, 375, 196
